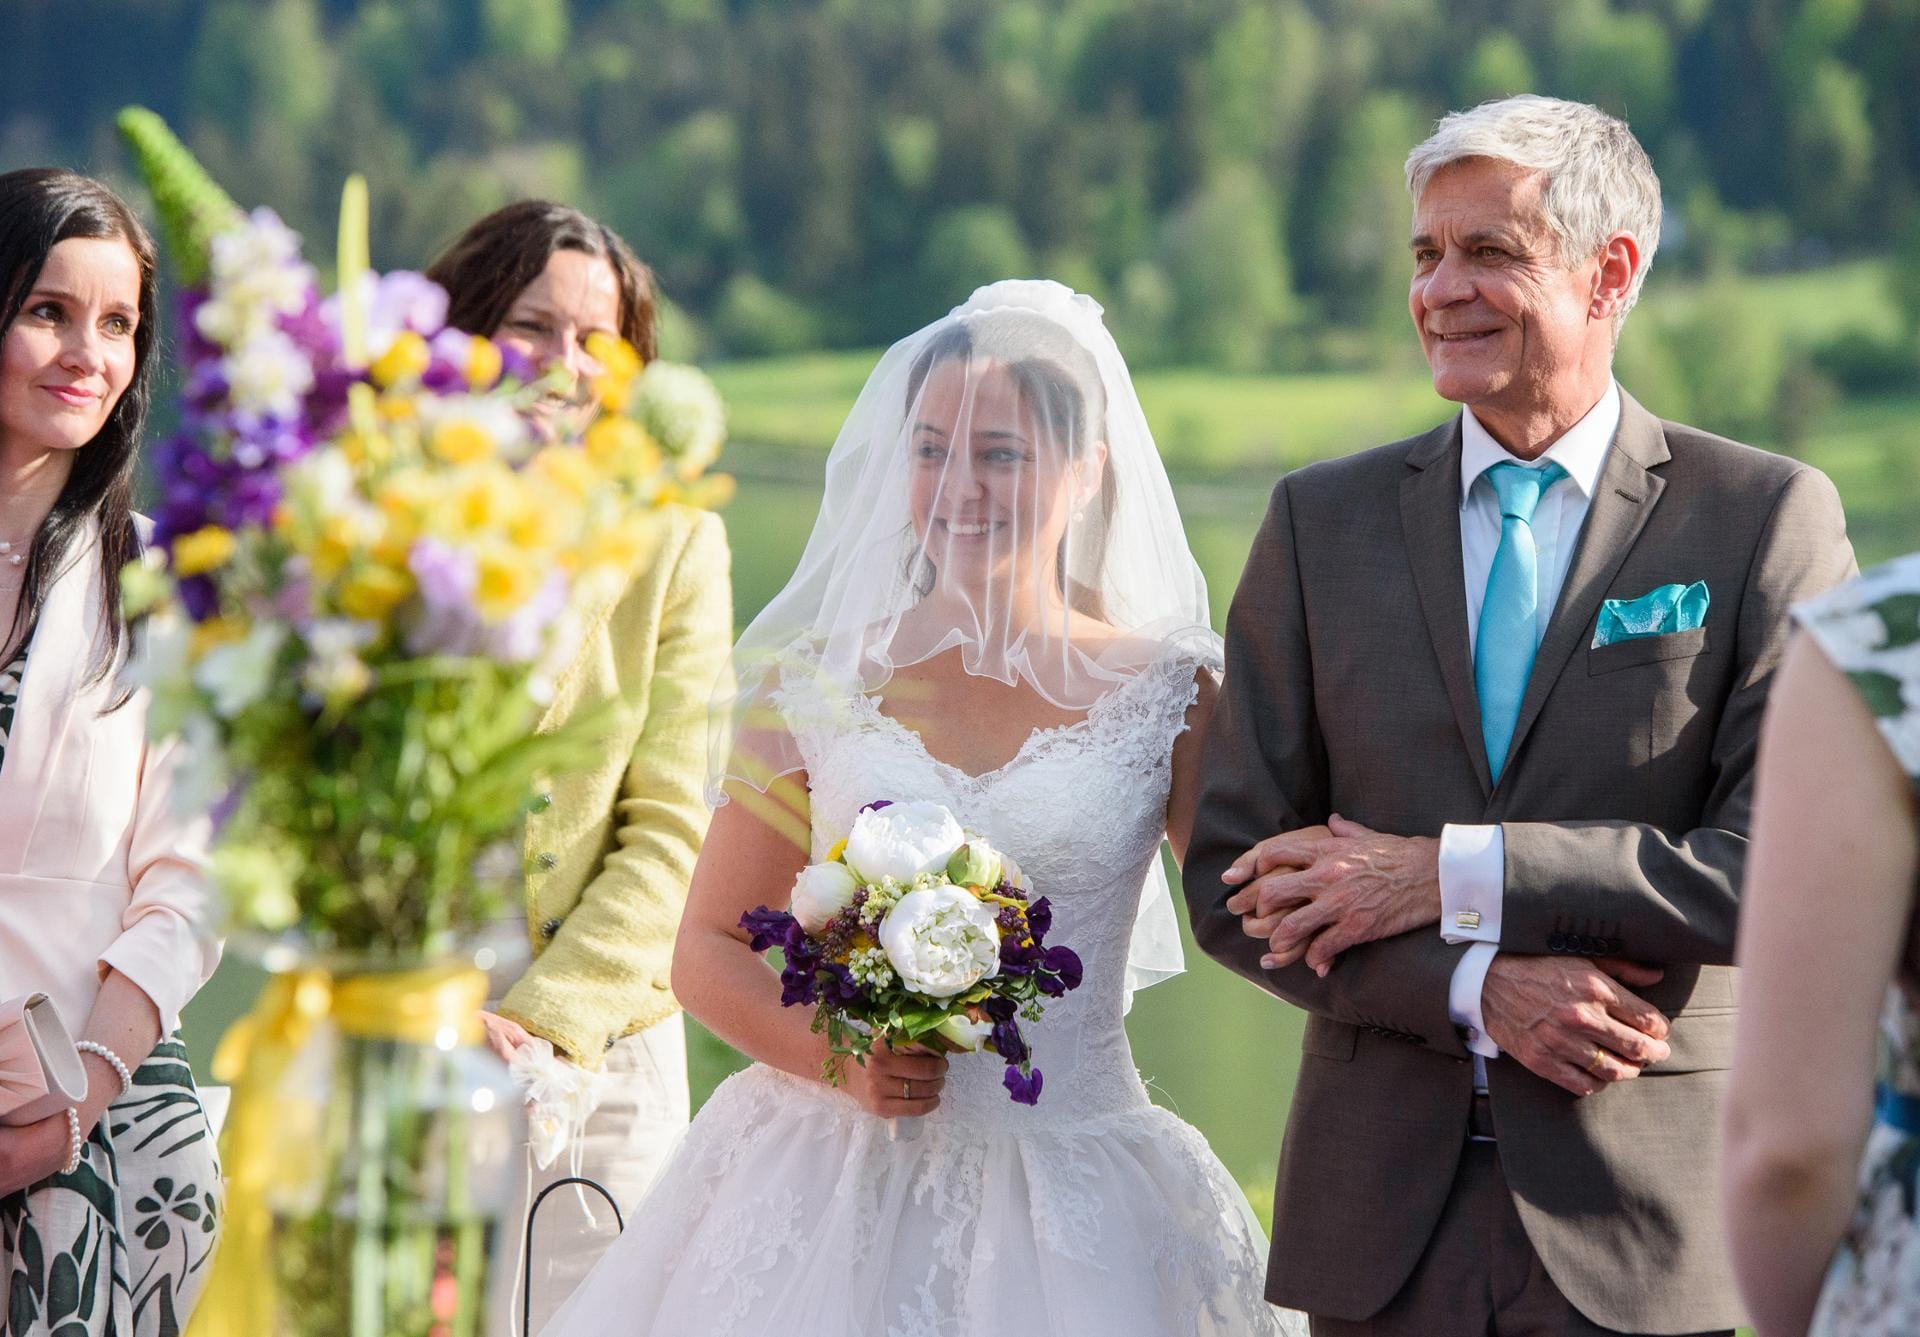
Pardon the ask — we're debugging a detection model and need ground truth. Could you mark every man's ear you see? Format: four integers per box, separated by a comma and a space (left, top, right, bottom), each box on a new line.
1590, 231, 1643, 325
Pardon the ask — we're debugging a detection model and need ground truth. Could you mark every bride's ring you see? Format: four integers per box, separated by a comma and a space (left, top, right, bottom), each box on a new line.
902, 1079, 912, 1100
1586, 1047, 1608, 1076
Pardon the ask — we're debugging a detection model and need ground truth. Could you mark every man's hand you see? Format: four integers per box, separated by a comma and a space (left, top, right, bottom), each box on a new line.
1224, 815, 1441, 975
1481, 954, 1671, 1097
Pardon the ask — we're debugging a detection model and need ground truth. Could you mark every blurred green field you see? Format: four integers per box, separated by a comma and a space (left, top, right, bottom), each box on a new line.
182, 259, 1920, 1208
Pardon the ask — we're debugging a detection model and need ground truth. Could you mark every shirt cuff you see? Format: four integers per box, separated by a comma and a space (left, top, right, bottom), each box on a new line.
1448, 942, 1501, 1058
1439, 823, 1504, 945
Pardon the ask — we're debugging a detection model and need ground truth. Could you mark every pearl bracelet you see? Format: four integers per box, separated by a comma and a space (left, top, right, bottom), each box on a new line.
60, 1108, 82, 1175
75, 1041, 133, 1100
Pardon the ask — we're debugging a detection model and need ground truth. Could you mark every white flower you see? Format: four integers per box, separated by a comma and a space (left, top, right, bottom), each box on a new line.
946, 837, 1004, 888
419, 392, 529, 460
282, 445, 357, 514
223, 325, 315, 420
633, 362, 726, 477
195, 622, 287, 719
790, 860, 860, 932
843, 801, 966, 885
999, 850, 1031, 893
933, 1012, 992, 1052
846, 946, 895, 989
879, 885, 1001, 999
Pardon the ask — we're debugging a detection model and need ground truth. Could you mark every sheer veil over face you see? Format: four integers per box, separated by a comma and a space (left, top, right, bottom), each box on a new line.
712, 279, 1218, 999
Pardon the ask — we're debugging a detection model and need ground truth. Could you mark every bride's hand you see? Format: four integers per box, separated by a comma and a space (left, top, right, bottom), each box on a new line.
841, 1041, 948, 1118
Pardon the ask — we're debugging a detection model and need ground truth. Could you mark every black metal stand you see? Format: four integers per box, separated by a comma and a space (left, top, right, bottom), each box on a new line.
520, 1175, 625, 1337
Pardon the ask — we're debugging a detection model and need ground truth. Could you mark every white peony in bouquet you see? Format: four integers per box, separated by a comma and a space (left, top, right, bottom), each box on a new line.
741, 800, 1082, 1105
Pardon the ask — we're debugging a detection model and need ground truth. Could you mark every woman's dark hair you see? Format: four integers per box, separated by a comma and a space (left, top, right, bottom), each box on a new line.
904, 321, 1117, 619
0, 168, 157, 697
425, 200, 658, 362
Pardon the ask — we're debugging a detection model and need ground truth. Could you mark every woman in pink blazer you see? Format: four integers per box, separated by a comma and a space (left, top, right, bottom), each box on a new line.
0, 169, 222, 1336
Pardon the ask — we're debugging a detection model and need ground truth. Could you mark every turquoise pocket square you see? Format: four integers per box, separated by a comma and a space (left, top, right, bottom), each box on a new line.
1592, 582, 1710, 648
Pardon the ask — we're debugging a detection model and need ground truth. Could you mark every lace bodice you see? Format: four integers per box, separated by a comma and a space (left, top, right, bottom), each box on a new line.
773, 643, 1216, 1127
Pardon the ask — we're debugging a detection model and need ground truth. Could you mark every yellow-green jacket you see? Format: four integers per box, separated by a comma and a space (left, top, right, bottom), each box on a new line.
499, 504, 732, 1065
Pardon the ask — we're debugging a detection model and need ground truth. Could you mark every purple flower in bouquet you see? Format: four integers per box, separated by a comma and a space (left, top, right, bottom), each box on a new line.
741, 907, 801, 954
1035, 945, 1083, 997
1003, 1066, 1043, 1106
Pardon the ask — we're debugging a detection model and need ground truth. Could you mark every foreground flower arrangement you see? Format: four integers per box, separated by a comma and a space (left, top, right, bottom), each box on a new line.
115, 108, 731, 1337
742, 800, 1082, 1105
119, 109, 730, 953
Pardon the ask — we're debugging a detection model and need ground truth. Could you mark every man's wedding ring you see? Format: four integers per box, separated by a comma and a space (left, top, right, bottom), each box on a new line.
1586, 1047, 1608, 1076
902, 1079, 912, 1100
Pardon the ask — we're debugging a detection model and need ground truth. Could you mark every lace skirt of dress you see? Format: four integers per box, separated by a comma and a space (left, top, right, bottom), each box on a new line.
540, 1063, 1301, 1337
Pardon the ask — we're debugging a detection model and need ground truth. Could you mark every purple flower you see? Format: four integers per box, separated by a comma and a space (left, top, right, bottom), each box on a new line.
779, 964, 819, 1008
998, 935, 1041, 977
1025, 897, 1053, 942
496, 344, 539, 386
739, 906, 800, 954
1003, 1066, 1043, 1105
1036, 945, 1083, 997
177, 575, 220, 622
980, 997, 1016, 1023
859, 799, 894, 813
817, 963, 862, 1006
989, 1017, 1027, 1065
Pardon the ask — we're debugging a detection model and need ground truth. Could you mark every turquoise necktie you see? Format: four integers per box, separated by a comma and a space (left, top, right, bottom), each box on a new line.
1474, 460, 1567, 783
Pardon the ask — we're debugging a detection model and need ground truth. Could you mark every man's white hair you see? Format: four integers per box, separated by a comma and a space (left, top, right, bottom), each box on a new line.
1405, 94, 1662, 331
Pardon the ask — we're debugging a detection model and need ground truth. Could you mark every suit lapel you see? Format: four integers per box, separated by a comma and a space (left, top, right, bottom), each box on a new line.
1398, 417, 1492, 797
1500, 393, 1671, 786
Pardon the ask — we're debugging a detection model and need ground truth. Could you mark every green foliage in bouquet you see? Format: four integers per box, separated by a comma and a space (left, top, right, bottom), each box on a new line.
116, 107, 243, 287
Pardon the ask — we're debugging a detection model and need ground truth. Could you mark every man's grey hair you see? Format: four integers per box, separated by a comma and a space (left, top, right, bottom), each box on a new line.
1405, 95, 1662, 332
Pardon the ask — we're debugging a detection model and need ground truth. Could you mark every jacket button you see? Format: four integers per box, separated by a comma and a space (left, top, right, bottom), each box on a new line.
530, 791, 553, 813
604, 1035, 617, 1052
535, 851, 558, 871
1547, 932, 1567, 952
540, 917, 562, 939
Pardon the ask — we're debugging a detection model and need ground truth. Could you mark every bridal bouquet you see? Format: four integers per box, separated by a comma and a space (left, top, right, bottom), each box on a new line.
741, 800, 1082, 1105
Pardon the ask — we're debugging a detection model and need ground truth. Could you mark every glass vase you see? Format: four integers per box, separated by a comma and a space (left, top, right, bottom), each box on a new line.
255, 954, 523, 1337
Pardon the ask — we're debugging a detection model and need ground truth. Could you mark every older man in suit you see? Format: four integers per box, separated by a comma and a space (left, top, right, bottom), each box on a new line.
1185, 94, 1855, 1335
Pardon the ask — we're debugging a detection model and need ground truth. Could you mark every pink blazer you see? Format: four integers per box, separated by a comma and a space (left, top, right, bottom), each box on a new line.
0, 522, 220, 1034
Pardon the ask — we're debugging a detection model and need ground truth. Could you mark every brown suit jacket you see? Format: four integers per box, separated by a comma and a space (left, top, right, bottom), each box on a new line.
1184, 393, 1855, 1333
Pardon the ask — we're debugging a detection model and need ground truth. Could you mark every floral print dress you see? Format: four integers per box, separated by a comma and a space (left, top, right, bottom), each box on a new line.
1797, 553, 1920, 1335
1, 628, 223, 1337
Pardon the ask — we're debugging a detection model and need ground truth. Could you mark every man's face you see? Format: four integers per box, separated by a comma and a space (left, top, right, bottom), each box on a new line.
1409, 158, 1603, 422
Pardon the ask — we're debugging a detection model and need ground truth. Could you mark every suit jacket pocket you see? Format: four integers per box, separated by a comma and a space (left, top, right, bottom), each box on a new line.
1586, 625, 1709, 676
1651, 1006, 1734, 1074
1301, 1015, 1359, 1062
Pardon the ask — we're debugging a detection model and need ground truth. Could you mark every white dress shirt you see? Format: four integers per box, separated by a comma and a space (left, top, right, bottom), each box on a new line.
1441, 382, 1621, 1070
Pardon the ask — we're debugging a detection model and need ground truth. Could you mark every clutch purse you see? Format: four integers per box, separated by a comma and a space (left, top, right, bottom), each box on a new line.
0, 993, 88, 1126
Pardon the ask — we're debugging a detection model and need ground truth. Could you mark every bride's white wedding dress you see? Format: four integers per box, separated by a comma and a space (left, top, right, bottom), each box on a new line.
542, 644, 1300, 1336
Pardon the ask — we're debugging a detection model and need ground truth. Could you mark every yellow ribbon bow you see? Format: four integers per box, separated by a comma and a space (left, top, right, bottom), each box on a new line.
186, 961, 487, 1337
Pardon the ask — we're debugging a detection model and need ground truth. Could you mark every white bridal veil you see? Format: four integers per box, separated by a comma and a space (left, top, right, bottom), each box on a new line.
712, 279, 1221, 1001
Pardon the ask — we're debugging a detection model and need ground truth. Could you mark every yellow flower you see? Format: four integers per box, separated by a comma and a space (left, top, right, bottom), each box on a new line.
584, 332, 643, 413
370, 331, 430, 388
827, 838, 849, 863
308, 513, 365, 582
527, 445, 594, 497
584, 417, 662, 475
431, 419, 496, 466
466, 336, 503, 389
474, 546, 538, 619
190, 616, 246, 658
337, 564, 413, 620
453, 466, 523, 537
172, 526, 237, 576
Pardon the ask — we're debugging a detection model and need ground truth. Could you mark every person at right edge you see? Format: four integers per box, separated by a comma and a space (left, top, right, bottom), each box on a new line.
1184, 95, 1856, 1334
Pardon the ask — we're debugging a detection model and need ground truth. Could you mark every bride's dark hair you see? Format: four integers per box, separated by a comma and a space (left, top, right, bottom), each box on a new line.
902, 322, 1117, 618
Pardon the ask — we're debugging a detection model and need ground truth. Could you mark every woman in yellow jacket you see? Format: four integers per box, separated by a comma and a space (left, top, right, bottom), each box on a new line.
425, 202, 732, 1334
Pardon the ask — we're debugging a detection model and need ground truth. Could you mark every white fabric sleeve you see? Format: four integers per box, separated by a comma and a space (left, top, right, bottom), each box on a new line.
1448, 942, 1502, 1058
1439, 823, 1504, 945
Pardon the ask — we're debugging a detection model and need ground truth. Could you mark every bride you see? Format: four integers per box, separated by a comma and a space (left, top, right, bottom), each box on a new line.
542, 280, 1301, 1336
